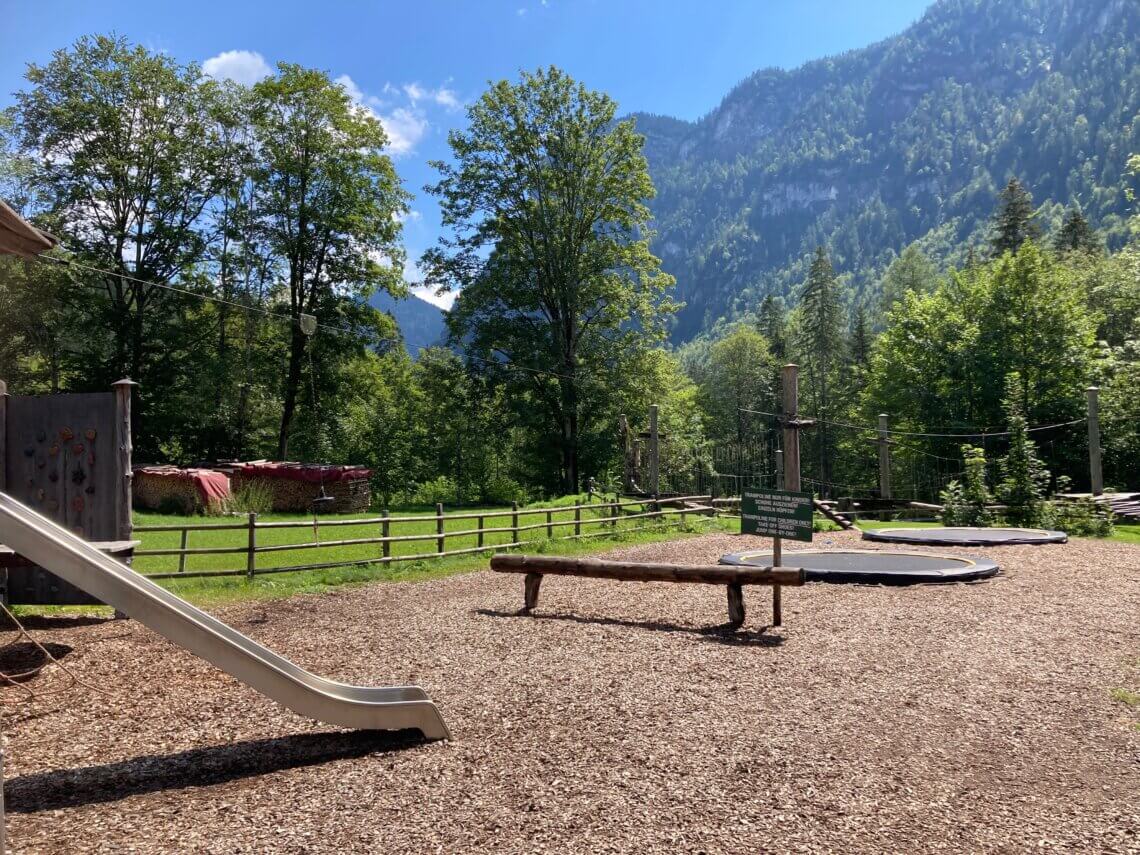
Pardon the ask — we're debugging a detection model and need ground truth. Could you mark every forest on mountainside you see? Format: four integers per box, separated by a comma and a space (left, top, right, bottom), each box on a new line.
634, 0, 1140, 341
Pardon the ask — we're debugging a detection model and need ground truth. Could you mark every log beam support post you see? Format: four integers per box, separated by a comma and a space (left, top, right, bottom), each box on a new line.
523, 572, 542, 612
726, 583, 745, 627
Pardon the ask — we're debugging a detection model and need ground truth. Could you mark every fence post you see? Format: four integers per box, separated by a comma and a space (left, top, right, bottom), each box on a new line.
648, 404, 660, 497
178, 529, 189, 573
1087, 386, 1103, 496
477, 514, 484, 549
611, 502, 618, 530
511, 501, 519, 546
381, 509, 390, 561
878, 413, 892, 499
545, 509, 553, 538
246, 512, 257, 580
574, 505, 581, 537
436, 502, 445, 553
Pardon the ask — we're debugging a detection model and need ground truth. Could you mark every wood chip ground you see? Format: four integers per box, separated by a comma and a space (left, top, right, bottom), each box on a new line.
3, 530, 1139, 853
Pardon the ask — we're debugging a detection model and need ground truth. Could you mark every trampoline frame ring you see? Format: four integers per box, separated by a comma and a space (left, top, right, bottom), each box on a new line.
861, 526, 1067, 547
719, 547, 1001, 585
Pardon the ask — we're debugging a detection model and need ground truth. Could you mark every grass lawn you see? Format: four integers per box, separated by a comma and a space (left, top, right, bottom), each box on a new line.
109, 497, 734, 608
132, 496, 695, 577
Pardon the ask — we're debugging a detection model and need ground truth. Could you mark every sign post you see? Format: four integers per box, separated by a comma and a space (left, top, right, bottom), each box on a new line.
740, 487, 813, 626
740, 489, 815, 542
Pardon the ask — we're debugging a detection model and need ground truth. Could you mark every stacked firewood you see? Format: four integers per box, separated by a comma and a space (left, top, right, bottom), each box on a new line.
230, 467, 371, 513
133, 466, 229, 514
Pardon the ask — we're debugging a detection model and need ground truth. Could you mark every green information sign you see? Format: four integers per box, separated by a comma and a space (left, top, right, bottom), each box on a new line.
741, 489, 814, 542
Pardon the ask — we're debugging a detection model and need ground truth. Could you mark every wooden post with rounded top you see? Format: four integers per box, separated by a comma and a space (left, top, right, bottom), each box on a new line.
112, 379, 137, 542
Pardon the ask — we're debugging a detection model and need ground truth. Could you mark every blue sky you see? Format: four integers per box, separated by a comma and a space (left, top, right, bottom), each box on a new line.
1, 0, 932, 306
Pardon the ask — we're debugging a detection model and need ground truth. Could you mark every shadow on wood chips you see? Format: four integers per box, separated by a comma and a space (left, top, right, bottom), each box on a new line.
4, 730, 426, 812
476, 608, 785, 647
0, 641, 73, 681
3, 614, 115, 631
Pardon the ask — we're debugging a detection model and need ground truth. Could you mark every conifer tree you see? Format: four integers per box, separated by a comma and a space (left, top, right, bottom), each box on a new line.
1053, 204, 1102, 255
990, 177, 1041, 257
757, 293, 787, 360
849, 302, 872, 366
796, 246, 844, 494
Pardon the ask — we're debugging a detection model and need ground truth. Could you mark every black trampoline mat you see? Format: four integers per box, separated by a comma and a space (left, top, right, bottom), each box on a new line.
719, 548, 1000, 584
861, 526, 1067, 546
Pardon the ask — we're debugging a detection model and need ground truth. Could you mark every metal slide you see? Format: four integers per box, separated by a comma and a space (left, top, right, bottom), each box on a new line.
0, 492, 450, 739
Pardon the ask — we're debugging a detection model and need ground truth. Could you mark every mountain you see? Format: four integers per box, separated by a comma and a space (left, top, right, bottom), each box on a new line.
370, 291, 447, 356
633, 0, 1140, 341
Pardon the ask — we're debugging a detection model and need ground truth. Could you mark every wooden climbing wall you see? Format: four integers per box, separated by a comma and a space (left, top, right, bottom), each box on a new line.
5, 392, 119, 539
1, 381, 133, 604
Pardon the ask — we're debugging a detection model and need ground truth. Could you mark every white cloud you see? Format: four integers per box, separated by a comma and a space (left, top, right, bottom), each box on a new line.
517, 7, 527, 14
202, 50, 272, 86
380, 107, 428, 155
413, 284, 457, 310
403, 257, 456, 310
334, 73, 367, 105
432, 87, 460, 110
337, 75, 427, 156
402, 81, 462, 111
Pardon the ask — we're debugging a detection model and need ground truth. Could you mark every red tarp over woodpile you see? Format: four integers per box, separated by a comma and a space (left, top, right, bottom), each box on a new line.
233, 462, 372, 483
135, 466, 231, 505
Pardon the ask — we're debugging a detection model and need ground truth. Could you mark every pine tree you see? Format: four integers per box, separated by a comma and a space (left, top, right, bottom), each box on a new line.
990, 177, 1041, 257
757, 293, 787, 360
1053, 204, 1102, 255
797, 246, 844, 495
849, 302, 872, 366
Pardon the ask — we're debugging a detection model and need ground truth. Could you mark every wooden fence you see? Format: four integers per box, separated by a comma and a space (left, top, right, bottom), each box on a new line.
131, 495, 715, 581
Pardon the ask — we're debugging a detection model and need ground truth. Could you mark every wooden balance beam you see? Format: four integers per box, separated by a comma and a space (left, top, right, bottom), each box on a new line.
490, 554, 806, 628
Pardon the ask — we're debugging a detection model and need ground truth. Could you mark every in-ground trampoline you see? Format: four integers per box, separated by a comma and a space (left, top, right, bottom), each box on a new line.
861, 527, 1067, 547
719, 549, 1000, 585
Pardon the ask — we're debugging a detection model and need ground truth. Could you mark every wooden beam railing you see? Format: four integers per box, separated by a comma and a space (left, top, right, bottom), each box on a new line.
131, 496, 715, 580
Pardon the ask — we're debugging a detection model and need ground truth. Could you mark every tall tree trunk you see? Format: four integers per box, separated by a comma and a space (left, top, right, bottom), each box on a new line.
278, 325, 305, 459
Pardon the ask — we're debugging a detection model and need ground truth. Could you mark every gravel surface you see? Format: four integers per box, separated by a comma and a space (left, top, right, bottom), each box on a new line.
3, 530, 1140, 853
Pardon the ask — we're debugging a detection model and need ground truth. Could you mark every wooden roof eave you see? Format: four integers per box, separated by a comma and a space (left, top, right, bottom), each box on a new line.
0, 199, 57, 258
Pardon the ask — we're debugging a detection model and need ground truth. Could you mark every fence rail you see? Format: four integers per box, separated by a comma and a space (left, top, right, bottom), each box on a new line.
132, 495, 715, 581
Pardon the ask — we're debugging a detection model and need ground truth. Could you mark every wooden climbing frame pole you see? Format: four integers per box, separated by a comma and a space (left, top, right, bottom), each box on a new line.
620, 413, 633, 494
878, 413, 892, 499
775, 363, 803, 628
648, 404, 660, 498
1087, 386, 1103, 496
